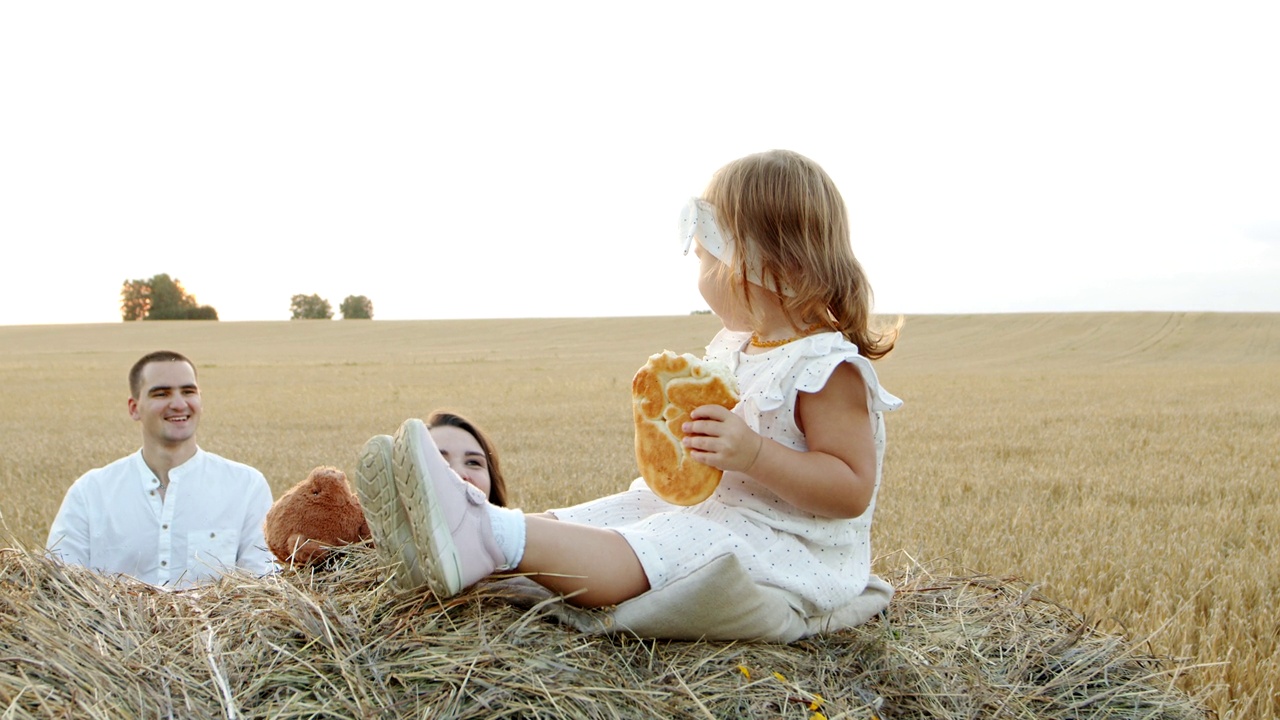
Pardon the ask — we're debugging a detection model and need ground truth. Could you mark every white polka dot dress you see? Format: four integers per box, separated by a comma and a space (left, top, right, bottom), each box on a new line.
551, 328, 902, 616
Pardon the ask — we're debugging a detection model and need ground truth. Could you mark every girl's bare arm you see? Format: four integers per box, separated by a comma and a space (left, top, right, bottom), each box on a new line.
685, 363, 876, 518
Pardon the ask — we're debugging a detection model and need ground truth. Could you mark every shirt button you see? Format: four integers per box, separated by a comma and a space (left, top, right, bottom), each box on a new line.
162, 524, 169, 530
149, 490, 156, 496
160, 561, 167, 567
209, 532, 216, 538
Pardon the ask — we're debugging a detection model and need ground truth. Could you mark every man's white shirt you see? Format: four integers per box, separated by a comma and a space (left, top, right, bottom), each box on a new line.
47, 447, 275, 588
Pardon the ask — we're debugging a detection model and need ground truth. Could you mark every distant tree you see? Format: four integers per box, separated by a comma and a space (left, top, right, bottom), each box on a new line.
290, 293, 333, 320
339, 295, 374, 320
120, 279, 152, 321
184, 305, 219, 320
146, 274, 198, 320
120, 274, 218, 321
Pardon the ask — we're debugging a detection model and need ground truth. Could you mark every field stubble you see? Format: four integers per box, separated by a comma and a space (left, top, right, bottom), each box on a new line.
1, 312, 1275, 718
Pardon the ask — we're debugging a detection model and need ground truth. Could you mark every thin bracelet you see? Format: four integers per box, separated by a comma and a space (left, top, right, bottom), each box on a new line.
744, 435, 765, 473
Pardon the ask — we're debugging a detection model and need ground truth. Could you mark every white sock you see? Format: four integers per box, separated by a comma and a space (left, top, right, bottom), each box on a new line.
486, 505, 526, 570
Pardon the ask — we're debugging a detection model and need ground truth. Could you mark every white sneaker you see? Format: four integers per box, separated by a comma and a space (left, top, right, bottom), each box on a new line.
391, 418, 505, 597
355, 434, 426, 590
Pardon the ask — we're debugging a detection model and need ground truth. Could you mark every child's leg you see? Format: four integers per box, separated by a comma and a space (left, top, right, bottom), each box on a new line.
517, 515, 649, 607
359, 419, 650, 607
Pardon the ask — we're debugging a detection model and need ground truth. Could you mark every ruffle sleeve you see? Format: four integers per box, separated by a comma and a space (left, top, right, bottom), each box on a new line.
760, 332, 902, 414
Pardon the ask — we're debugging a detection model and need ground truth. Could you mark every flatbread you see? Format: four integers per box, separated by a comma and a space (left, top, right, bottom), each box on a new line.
632, 350, 740, 505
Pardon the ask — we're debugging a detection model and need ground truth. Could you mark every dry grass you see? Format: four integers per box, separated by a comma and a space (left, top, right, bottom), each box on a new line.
1, 312, 1275, 717
870, 313, 1279, 719
1, 543, 1206, 719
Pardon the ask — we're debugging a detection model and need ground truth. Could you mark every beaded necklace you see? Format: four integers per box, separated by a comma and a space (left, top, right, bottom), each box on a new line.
749, 322, 827, 348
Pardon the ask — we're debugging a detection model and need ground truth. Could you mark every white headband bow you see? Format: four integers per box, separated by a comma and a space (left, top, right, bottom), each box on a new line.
679, 197, 794, 296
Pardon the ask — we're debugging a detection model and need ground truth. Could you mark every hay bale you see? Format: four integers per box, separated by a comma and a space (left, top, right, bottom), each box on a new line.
0, 545, 1207, 719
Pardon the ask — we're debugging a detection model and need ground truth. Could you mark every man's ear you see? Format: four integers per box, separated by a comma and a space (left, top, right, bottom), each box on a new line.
127, 396, 141, 421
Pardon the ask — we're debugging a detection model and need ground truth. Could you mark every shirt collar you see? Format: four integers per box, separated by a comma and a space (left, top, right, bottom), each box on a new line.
131, 446, 205, 485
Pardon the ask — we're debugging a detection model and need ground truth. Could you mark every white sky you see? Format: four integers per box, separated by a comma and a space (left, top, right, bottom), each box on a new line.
2, 2, 1278, 326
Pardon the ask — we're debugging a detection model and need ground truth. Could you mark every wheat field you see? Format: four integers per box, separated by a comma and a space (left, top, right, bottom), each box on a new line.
1, 313, 1275, 718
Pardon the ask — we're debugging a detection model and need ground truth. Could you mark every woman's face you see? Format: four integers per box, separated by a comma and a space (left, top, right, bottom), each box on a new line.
430, 424, 492, 499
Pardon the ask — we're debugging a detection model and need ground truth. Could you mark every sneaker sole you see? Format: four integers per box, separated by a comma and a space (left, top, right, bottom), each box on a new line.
393, 418, 464, 597
355, 434, 426, 590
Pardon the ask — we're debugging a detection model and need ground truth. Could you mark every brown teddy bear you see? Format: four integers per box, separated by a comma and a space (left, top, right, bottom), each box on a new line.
264, 466, 371, 567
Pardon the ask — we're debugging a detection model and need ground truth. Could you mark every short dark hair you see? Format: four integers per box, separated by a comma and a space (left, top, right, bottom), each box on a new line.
426, 410, 508, 507
129, 350, 197, 398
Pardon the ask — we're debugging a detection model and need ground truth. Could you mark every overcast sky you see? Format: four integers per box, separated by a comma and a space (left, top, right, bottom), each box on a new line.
2, 2, 1277, 326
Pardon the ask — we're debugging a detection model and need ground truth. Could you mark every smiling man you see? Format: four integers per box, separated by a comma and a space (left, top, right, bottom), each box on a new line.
46, 350, 275, 588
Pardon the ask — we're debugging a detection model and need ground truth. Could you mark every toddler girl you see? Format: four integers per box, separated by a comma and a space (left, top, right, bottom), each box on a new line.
357, 149, 900, 634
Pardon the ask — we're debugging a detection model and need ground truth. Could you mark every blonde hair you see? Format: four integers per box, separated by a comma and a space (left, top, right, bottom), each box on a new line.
703, 149, 898, 359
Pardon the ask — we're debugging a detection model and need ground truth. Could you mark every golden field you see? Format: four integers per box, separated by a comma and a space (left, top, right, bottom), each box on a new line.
1, 312, 1275, 718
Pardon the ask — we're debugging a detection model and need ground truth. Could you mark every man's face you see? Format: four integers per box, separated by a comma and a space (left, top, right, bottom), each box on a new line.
128, 360, 201, 447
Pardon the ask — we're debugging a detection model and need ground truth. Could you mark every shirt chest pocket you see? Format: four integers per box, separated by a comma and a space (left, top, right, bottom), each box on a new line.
186, 528, 238, 575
